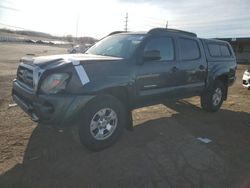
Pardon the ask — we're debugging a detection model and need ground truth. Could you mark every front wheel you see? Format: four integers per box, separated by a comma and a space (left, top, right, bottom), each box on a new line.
201, 80, 226, 112
78, 95, 126, 151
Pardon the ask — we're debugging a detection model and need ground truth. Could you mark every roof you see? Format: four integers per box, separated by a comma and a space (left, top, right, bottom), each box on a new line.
201, 38, 231, 45
148, 28, 197, 37
108, 28, 197, 38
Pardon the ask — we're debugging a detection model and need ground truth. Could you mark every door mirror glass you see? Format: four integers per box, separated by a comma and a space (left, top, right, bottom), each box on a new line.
143, 50, 161, 61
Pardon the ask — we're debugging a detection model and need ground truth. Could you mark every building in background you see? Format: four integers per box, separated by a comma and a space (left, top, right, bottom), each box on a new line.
218, 38, 250, 64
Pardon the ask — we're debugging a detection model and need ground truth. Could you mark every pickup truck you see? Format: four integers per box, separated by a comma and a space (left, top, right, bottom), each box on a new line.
12, 28, 237, 151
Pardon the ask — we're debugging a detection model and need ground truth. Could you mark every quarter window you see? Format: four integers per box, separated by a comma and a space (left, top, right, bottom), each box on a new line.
208, 44, 221, 57
220, 45, 231, 57
179, 38, 200, 60
144, 37, 174, 61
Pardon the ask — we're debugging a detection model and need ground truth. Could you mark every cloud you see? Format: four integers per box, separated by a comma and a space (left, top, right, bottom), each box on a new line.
0, 5, 19, 11
0, 0, 20, 20
1, 0, 249, 37
118, 0, 250, 37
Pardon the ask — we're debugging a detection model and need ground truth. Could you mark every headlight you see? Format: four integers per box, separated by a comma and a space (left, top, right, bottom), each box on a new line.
40, 73, 69, 94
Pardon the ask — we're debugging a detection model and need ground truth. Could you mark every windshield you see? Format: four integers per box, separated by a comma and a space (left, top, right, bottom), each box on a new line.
86, 34, 145, 58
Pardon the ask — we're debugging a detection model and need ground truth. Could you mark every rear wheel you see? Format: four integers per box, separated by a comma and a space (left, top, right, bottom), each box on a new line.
78, 95, 125, 151
201, 80, 226, 112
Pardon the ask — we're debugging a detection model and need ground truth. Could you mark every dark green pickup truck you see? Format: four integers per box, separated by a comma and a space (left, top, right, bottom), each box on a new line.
12, 28, 237, 150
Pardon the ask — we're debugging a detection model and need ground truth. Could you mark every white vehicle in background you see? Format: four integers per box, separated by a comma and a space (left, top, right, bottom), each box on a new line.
67, 44, 92, 54
243, 68, 250, 89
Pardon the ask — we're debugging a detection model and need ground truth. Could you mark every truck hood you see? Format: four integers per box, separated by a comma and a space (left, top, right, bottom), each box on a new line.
20, 54, 124, 69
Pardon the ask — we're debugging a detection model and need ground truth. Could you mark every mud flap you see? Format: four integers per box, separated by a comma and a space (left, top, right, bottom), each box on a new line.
126, 110, 134, 131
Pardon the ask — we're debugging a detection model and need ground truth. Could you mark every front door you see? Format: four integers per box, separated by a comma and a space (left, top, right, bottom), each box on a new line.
135, 36, 180, 105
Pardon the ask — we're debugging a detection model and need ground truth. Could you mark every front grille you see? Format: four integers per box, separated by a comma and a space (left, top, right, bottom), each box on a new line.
17, 65, 34, 88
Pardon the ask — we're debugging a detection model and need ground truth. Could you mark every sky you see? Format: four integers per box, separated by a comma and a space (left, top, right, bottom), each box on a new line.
0, 0, 250, 39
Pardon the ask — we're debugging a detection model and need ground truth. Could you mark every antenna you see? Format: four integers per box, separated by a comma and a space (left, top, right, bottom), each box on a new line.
166, 20, 168, 28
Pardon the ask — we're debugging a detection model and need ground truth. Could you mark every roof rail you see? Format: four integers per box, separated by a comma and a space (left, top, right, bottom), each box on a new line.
148, 28, 197, 37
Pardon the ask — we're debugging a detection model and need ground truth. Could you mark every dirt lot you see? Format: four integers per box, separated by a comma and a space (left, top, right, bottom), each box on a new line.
0, 43, 249, 188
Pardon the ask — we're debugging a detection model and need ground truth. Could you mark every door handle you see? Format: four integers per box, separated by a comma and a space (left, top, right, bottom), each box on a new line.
172, 66, 178, 72
199, 65, 205, 70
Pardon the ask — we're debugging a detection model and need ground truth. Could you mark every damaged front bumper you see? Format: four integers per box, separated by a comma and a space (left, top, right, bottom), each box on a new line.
12, 79, 94, 126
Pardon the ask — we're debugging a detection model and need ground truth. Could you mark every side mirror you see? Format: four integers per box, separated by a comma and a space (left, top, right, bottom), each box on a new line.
143, 50, 161, 61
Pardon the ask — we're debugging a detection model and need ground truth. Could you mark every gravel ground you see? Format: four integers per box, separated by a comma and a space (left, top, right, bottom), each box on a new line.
0, 43, 249, 188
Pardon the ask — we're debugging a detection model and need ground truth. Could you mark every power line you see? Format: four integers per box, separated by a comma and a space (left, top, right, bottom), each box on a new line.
0, 22, 27, 30
0, 5, 20, 11
0, 22, 61, 37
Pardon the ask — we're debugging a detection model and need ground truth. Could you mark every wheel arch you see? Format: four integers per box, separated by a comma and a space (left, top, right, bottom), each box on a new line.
214, 74, 228, 100
85, 86, 134, 131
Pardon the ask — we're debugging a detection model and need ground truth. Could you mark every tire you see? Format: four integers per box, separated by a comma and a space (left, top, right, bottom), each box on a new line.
78, 95, 125, 151
200, 80, 226, 112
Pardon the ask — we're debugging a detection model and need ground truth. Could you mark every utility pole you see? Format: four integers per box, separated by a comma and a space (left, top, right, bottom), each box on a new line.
124, 13, 128, 32
75, 13, 80, 43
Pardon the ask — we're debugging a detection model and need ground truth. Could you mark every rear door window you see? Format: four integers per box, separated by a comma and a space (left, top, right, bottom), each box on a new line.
179, 38, 200, 60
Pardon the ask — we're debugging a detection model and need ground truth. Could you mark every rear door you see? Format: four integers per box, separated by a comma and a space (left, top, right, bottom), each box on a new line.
176, 37, 207, 96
